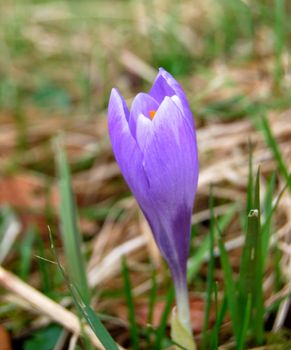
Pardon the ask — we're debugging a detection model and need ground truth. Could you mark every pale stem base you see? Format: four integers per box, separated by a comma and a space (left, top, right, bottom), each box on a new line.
175, 280, 192, 334
171, 276, 196, 350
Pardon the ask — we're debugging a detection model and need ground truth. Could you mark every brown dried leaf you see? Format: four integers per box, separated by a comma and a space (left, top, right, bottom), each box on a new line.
0, 174, 46, 209
0, 325, 12, 350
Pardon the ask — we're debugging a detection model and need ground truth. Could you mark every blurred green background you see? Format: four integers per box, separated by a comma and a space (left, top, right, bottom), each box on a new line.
0, 0, 290, 122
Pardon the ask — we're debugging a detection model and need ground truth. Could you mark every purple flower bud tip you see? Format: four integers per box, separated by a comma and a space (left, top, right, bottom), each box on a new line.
108, 68, 199, 291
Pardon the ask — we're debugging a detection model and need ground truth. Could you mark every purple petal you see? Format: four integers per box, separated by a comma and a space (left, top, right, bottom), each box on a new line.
149, 69, 176, 103
129, 93, 159, 137
142, 96, 199, 275
108, 88, 149, 199
146, 96, 198, 206
150, 68, 195, 131
135, 114, 153, 153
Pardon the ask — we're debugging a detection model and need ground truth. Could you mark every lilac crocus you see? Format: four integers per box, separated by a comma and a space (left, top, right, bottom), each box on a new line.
108, 68, 198, 339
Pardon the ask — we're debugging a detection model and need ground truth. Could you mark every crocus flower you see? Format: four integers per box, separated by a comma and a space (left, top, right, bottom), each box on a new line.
108, 68, 198, 346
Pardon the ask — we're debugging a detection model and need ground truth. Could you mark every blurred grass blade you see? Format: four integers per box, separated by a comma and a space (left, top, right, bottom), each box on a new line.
121, 257, 139, 350
55, 137, 90, 304
261, 115, 290, 189
153, 286, 175, 350
210, 282, 219, 350
49, 230, 119, 350
36, 234, 53, 294
211, 292, 227, 349
261, 180, 288, 270
217, 224, 241, 344
145, 267, 158, 348
188, 204, 237, 282
0, 207, 21, 264
202, 188, 215, 349
19, 226, 35, 280
147, 267, 157, 326
274, 245, 283, 292
261, 173, 276, 268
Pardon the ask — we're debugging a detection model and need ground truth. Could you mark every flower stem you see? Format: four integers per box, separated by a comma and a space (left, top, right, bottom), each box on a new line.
174, 277, 192, 334
171, 276, 196, 350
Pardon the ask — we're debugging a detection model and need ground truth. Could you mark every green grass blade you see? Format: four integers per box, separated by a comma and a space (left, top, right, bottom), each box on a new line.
36, 234, 53, 294
239, 169, 264, 344
274, 244, 283, 292
70, 284, 119, 350
261, 172, 276, 268
210, 282, 219, 350
202, 189, 215, 349
239, 207, 257, 314
187, 204, 237, 282
237, 294, 252, 350
153, 286, 175, 350
187, 234, 210, 282
253, 170, 265, 344
217, 227, 241, 343
261, 115, 291, 190
239, 170, 262, 336
121, 257, 139, 350
48, 230, 119, 350
19, 226, 35, 280
261, 181, 288, 273
246, 141, 254, 214
54, 137, 90, 304
211, 291, 227, 349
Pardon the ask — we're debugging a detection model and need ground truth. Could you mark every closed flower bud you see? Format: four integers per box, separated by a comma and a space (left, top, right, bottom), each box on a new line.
108, 68, 198, 347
